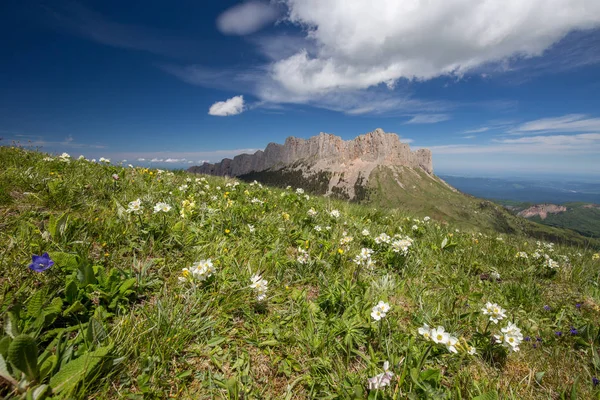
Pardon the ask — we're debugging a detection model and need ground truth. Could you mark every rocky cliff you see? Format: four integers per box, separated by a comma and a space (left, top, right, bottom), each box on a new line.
188, 128, 433, 199
518, 204, 568, 220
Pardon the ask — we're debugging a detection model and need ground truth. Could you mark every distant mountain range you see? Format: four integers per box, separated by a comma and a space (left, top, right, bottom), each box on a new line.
189, 129, 600, 248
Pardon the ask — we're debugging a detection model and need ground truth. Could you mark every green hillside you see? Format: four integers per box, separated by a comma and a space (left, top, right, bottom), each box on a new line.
2, 146, 600, 399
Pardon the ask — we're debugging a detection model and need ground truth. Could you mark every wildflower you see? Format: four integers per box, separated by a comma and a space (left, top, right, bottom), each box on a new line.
576, 303, 582, 309
555, 331, 562, 337
545, 257, 559, 269
362, 229, 370, 236
314, 225, 322, 232
411, 225, 419, 231
430, 326, 450, 344
354, 248, 374, 267
78, 155, 85, 160
543, 305, 551, 311
28, 252, 54, 272
371, 301, 390, 321
374, 233, 391, 244
178, 184, 188, 191
418, 324, 432, 340
329, 209, 340, 218
126, 198, 143, 214
153, 202, 172, 213
180, 199, 196, 218
112, 174, 119, 180
282, 212, 290, 220
593, 253, 600, 261
445, 335, 459, 353
180, 259, 216, 283
495, 322, 523, 352
391, 237, 413, 255
593, 377, 599, 386
304, 194, 310, 201
424, 216, 431, 222
570, 327, 578, 335
297, 247, 310, 264
481, 302, 507, 324
467, 345, 477, 355
296, 188, 304, 194
99, 157, 110, 163
307, 208, 318, 217
367, 361, 394, 390
248, 224, 255, 233
58, 152, 71, 162
516, 251, 528, 259
490, 271, 501, 280
250, 274, 268, 301
43, 156, 54, 161
339, 234, 353, 246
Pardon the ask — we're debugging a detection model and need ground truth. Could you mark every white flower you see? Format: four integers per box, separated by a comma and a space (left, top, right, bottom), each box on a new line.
367, 361, 394, 390
190, 259, 215, 281
418, 324, 432, 340
307, 208, 318, 217
99, 157, 110, 163
430, 326, 450, 344
516, 251, 528, 259
297, 247, 310, 264
251, 197, 263, 204
391, 237, 413, 255
126, 199, 143, 214
250, 274, 268, 301
329, 209, 340, 218
340, 234, 353, 246
248, 224, 255, 233
495, 322, 523, 352
43, 156, 54, 161
371, 301, 390, 321
423, 216, 431, 222
78, 155, 85, 160
412, 225, 419, 231
304, 194, 310, 201
91, 159, 96, 162
374, 233, 391, 244
467, 345, 477, 355
153, 202, 172, 213
545, 257, 559, 269
490, 271, 501, 280
444, 335, 459, 353
481, 302, 507, 324
59, 152, 71, 162
178, 184, 188, 191
296, 188, 304, 194
314, 225, 322, 232
361, 229, 370, 236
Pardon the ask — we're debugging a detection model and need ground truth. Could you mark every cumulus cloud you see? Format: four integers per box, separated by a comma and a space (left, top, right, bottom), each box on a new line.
208, 95, 246, 116
272, 0, 600, 95
217, 1, 279, 35
405, 114, 451, 124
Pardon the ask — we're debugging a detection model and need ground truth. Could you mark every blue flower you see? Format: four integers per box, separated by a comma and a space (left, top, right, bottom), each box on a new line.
543, 305, 551, 311
570, 327, 578, 335
28, 252, 54, 272
593, 377, 599, 387
555, 331, 562, 337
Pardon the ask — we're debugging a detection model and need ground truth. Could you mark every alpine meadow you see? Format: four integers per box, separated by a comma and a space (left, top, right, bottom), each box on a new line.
2, 146, 600, 399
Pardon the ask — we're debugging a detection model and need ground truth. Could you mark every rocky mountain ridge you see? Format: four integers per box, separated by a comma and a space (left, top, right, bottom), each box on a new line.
188, 128, 433, 199
517, 204, 568, 220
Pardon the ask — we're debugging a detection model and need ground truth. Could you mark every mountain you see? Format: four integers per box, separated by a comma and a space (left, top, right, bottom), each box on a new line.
500, 202, 600, 239
189, 129, 600, 248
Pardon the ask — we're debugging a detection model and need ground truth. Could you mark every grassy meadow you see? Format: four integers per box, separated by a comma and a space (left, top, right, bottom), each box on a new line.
2, 146, 600, 399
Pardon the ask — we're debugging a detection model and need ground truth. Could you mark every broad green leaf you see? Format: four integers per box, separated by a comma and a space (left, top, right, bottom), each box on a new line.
49, 344, 112, 395
39, 354, 57, 380
26, 290, 45, 319
86, 317, 107, 345
29, 384, 50, 400
0, 336, 11, 358
118, 278, 136, 295
64, 280, 79, 304
62, 301, 85, 317
49, 252, 78, 271
207, 336, 226, 347
7, 334, 39, 381
77, 263, 97, 286
535, 371, 545, 384
4, 312, 19, 338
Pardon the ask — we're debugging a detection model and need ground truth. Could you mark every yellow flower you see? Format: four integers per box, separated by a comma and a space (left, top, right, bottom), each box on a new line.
282, 212, 290, 220
225, 229, 230, 234
593, 253, 600, 260
104, 252, 109, 257
338, 248, 344, 254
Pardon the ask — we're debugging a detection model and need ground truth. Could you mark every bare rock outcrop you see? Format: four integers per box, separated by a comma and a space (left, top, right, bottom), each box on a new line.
188, 128, 433, 198
518, 204, 567, 220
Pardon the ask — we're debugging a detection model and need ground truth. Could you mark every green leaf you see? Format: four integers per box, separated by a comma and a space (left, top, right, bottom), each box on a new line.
64, 280, 79, 304
62, 301, 85, 317
207, 336, 226, 347
7, 334, 39, 381
0, 354, 18, 387
535, 371, 545, 384
0, 336, 11, 358
4, 312, 19, 338
77, 263, 97, 286
39, 355, 57, 380
26, 290, 45, 319
49, 344, 112, 395
420, 368, 441, 385
472, 391, 499, 400
259, 339, 279, 347
118, 278, 136, 295
29, 384, 50, 400
86, 317, 107, 345
49, 252, 78, 271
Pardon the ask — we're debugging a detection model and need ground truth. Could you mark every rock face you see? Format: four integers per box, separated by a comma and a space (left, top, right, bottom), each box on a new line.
188, 128, 434, 199
518, 204, 567, 220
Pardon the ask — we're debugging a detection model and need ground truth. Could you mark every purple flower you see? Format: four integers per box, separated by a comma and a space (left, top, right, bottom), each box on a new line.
28, 252, 54, 272
524, 336, 531, 342
555, 331, 562, 337
536, 337, 543, 342
543, 305, 551, 311
593, 377, 600, 387
570, 327, 578, 335
576, 303, 582, 309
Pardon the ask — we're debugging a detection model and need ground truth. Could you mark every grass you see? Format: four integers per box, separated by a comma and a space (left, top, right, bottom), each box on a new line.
1, 146, 600, 399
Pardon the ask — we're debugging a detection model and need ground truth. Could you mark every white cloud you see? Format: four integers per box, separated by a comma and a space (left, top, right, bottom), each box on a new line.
463, 127, 489, 134
462, 135, 477, 139
137, 158, 146, 161
208, 95, 246, 116
510, 114, 600, 134
405, 114, 451, 124
217, 1, 279, 35
272, 0, 600, 95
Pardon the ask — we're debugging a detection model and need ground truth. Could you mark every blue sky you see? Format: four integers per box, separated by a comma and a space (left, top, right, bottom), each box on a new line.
2, 0, 600, 178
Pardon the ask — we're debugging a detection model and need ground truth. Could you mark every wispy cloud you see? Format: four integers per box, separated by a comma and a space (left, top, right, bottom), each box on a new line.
105, 149, 261, 165
4, 134, 106, 149
463, 127, 489, 134
208, 95, 246, 116
462, 135, 476, 139
404, 114, 451, 124
42, 2, 194, 59
216, 1, 280, 36
510, 114, 600, 134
